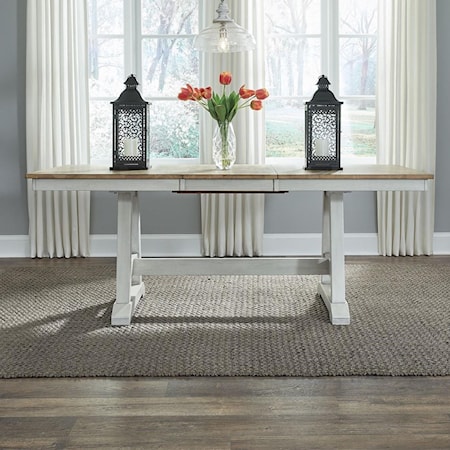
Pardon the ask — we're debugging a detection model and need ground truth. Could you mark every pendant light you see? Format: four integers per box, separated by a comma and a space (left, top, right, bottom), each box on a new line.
194, 0, 256, 53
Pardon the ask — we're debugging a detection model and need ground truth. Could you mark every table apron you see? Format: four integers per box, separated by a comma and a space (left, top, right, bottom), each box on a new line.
133, 257, 330, 276
31, 177, 430, 193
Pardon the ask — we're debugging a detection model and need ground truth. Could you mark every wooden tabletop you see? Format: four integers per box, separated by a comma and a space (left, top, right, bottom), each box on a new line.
274, 163, 434, 180
26, 163, 434, 181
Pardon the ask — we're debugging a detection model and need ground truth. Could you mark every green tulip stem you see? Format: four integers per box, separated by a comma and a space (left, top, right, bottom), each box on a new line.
218, 120, 231, 170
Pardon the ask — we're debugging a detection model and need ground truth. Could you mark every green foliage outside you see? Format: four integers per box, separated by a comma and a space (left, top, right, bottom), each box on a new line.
150, 103, 199, 159
266, 120, 303, 157
265, 106, 376, 158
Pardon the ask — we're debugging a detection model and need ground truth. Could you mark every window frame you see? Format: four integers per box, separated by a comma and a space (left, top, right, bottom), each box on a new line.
264, 0, 376, 163
88, 0, 200, 165
88, 0, 376, 164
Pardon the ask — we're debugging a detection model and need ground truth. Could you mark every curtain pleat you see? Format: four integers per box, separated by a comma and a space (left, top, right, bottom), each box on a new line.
199, 0, 266, 257
376, 0, 436, 256
26, 0, 90, 258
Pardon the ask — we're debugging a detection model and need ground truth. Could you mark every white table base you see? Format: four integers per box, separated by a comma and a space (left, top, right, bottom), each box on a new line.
111, 190, 350, 326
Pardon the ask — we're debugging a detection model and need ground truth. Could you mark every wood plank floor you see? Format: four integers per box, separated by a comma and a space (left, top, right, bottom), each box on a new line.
1, 257, 449, 449
1, 376, 449, 449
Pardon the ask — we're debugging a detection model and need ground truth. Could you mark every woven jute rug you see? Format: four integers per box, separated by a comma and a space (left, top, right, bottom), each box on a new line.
0, 258, 448, 378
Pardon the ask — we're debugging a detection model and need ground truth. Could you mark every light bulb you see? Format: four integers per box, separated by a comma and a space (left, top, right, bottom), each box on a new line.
217, 25, 230, 52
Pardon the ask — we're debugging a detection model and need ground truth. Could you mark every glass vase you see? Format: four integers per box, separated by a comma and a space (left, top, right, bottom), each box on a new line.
212, 120, 236, 170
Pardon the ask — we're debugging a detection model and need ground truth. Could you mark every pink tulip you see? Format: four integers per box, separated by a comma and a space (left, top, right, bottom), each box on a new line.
239, 85, 256, 99
177, 86, 192, 101
250, 100, 263, 110
201, 87, 212, 99
219, 72, 232, 85
255, 88, 269, 100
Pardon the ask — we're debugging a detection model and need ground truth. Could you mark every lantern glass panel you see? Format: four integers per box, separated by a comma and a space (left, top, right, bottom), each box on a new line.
116, 107, 146, 159
112, 103, 148, 170
311, 107, 338, 159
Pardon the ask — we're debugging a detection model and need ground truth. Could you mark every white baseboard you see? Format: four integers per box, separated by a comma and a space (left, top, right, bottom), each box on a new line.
92, 233, 379, 257
90, 234, 203, 257
0, 235, 31, 257
433, 232, 450, 255
91, 233, 379, 257
1, 232, 449, 258
262, 233, 379, 256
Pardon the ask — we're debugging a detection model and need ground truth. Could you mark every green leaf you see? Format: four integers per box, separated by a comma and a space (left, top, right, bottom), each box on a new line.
225, 95, 232, 115
207, 99, 218, 120
215, 104, 226, 122
228, 108, 237, 122
227, 92, 239, 121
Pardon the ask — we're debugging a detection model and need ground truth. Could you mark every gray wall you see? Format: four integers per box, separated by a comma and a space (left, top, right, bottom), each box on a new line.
1, 0, 448, 239
435, 0, 450, 231
0, 0, 27, 235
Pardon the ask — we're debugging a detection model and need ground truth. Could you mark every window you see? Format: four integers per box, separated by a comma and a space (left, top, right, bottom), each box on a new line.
88, 0, 199, 163
88, 0, 377, 163
264, 0, 377, 159
338, 0, 377, 159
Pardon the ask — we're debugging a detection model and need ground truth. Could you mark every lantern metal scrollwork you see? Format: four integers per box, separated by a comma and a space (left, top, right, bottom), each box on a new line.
111, 75, 149, 170
305, 75, 343, 170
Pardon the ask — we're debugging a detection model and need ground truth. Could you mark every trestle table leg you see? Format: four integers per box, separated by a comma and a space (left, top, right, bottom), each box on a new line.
111, 192, 145, 326
318, 191, 350, 325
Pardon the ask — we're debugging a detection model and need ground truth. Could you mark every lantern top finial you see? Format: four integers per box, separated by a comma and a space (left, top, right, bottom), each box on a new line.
112, 74, 148, 105
307, 74, 342, 105
317, 75, 330, 90
125, 74, 139, 88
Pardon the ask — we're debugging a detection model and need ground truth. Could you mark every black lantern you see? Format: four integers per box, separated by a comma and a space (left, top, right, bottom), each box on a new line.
111, 75, 149, 170
305, 75, 343, 170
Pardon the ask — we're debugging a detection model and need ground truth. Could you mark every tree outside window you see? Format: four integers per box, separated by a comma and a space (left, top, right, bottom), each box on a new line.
88, 0, 199, 163
264, 0, 377, 159
88, 0, 376, 163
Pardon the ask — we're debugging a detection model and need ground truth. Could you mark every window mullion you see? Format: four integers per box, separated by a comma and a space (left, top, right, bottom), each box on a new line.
321, 0, 328, 74
322, 0, 339, 94
124, 0, 142, 80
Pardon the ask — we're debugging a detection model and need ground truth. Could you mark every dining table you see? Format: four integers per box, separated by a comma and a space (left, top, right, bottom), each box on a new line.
26, 163, 433, 326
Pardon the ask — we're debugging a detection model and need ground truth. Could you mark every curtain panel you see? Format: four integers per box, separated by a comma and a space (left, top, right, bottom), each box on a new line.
376, 0, 437, 256
199, 0, 266, 257
26, 0, 91, 258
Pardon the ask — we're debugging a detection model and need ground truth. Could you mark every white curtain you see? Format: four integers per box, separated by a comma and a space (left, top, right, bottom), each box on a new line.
376, 0, 436, 256
26, 0, 90, 258
199, 0, 266, 256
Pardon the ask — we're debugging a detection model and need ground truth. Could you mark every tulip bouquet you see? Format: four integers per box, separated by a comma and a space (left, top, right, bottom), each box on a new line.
178, 71, 269, 121
178, 72, 269, 169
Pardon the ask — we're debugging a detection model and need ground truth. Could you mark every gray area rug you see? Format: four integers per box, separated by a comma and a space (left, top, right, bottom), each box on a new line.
0, 259, 449, 378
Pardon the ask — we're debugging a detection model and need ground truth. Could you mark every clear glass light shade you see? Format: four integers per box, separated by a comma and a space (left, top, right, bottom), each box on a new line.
193, 21, 256, 53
